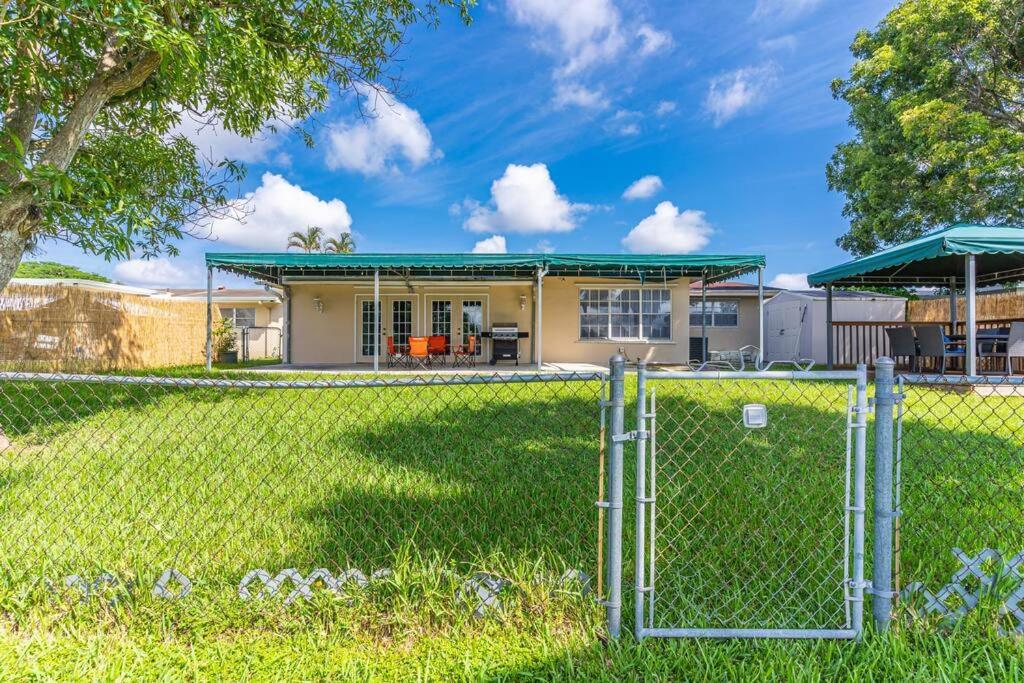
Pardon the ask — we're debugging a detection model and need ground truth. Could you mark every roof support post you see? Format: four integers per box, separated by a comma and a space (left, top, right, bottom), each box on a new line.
966, 255, 977, 377
205, 265, 213, 371
826, 284, 834, 370
536, 266, 544, 369
282, 284, 291, 364
373, 268, 380, 373
757, 267, 765, 370
948, 275, 958, 336
701, 272, 708, 364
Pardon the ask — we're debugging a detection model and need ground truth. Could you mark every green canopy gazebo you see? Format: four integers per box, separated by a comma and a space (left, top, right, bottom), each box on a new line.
808, 224, 1024, 375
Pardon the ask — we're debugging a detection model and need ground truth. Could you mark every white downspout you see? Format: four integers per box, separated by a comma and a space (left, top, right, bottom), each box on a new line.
757, 267, 765, 370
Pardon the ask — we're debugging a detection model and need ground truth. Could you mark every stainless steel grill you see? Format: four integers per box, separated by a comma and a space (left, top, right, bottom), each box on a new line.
487, 323, 526, 365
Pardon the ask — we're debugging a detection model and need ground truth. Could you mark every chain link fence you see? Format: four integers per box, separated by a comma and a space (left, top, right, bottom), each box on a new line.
630, 369, 866, 638
0, 370, 604, 625
895, 374, 1024, 631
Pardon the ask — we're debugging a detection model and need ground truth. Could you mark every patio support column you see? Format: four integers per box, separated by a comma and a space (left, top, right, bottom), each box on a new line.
826, 284, 834, 370
373, 268, 380, 373
205, 265, 213, 371
948, 275, 958, 336
701, 270, 707, 364
966, 255, 977, 376
282, 285, 291, 364
757, 267, 765, 369
536, 266, 544, 369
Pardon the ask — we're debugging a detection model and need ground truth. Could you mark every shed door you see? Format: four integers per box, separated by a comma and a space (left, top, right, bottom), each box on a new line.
766, 300, 806, 360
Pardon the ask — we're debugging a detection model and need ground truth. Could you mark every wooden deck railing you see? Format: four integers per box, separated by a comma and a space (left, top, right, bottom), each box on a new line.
831, 318, 1024, 372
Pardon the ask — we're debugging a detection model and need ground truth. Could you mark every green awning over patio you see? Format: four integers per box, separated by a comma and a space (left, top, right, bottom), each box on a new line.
206, 252, 766, 284
808, 224, 1024, 288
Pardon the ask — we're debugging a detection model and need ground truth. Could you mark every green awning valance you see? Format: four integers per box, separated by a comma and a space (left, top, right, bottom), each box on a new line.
206, 252, 766, 284
808, 224, 1024, 288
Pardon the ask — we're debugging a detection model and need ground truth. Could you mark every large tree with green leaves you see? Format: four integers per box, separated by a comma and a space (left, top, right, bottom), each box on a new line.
828, 0, 1024, 256
0, 1, 471, 290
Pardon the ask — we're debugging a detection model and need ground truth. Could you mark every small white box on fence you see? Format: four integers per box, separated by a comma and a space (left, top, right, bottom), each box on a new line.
742, 404, 768, 429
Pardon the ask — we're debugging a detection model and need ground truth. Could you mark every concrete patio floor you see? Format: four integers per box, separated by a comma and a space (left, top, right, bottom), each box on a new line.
243, 361, 610, 375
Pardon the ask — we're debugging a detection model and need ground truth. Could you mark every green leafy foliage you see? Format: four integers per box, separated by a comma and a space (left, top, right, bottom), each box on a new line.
828, 0, 1024, 255
13, 260, 111, 282
0, 0, 473, 263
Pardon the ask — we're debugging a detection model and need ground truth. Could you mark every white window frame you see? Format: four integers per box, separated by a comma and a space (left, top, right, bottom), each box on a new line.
577, 286, 673, 342
221, 306, 257, 328
689, 299, 740, 328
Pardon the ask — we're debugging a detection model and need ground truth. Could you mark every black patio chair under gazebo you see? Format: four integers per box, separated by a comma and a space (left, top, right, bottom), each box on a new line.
808, 224, 1024, 376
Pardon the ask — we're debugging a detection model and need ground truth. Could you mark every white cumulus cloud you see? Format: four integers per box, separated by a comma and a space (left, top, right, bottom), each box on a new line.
114, 258, 195, 287
769, 272, 810, 290
704, 63, 779, 126
553, 82, 609, 110
622, 175, 664, 200
326, 92, 439, 176
622, 201, 712, 254
654, 100, 677, 117
464, 163, 589, 234
637, 24, 672, 56
471, 235, 508, 254
208, 173, 353, 250
507, 0, 627, 77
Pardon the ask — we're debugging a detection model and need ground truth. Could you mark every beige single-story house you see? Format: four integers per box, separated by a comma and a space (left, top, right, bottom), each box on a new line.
688, 281, 781, 360
204, 253, 766, 370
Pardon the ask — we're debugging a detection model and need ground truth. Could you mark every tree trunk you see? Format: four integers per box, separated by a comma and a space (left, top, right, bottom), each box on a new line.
0, 224, 29, 292
0, 187, 36, 291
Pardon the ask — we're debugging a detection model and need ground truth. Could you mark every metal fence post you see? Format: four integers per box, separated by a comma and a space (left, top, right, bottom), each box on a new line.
872, 357, 896, 632
634, 360, 648, 640
605, 354, 626, 638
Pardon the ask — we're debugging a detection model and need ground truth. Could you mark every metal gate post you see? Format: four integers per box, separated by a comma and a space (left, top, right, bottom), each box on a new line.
634, 361, 649, 640
605, 354, 626, 638
872, 357, 896, 631
851, 364, 868, 638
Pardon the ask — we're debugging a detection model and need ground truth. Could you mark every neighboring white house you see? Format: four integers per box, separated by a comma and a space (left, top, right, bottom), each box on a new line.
161, 287, 284, 359
764, 289, 906, 364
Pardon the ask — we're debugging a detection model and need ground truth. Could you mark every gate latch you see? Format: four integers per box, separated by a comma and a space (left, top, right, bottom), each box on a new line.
612, 430, 648, 443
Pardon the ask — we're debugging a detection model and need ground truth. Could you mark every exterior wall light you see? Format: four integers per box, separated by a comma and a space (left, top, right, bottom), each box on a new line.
519, 294, 527, 310
313, 296, 324, 314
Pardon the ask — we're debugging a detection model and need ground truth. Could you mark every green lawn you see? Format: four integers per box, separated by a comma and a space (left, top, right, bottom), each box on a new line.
0, 368, 1022, 680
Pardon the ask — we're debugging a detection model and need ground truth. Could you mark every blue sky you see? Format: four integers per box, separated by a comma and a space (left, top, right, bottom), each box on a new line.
38, 0, 896, 289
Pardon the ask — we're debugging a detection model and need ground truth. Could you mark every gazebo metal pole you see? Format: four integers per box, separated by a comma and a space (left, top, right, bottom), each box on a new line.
826, 284, 834, 370
536, 266, 544, 370
948, 275, 958, 336
757, 267, 765, 369
205, 265, 213, 371
966, 255, 977, 376
373, 268, 380, 373
701, 273, 707, 364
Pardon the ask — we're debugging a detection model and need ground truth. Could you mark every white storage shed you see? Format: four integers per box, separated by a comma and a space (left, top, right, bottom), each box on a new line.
764, 290, 906, 364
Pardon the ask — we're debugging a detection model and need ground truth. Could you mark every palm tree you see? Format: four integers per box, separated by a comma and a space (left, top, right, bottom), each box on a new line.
323, 233, 356, 254
287, 226, 324, 253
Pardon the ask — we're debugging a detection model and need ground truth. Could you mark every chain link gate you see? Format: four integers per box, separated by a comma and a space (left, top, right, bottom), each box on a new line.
629, 364, 869, 639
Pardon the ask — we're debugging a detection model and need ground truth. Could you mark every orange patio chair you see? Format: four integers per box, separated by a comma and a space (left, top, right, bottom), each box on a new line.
408, 337, 430, 370
453, 335, 477, 368
427, 335, 448, 366
386, 336, 408, 368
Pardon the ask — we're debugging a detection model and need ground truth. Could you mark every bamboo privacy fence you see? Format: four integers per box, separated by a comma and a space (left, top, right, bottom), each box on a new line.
0, 283, 217, 371
907, 290, 1024, 323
